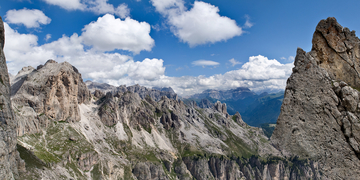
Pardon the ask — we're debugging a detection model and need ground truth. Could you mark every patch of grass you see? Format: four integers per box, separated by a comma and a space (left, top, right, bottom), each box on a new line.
203, 118, 225, 138
123, 123, 133, 138
224, 129, 257, 158
232, 115, 237, 122
195, 108, 204, 116
260, 137, 268, 144
91, 164, 102, 179
66, 161, 86, 180
17, 144, 46, 169
260, 123, 276, 138
181, 144, 205, 158
144, 151, 160, 163
143, 126, 152, 134
155, 109, 163, 117
33, 144, 61, 164
123, 166, 134, 180
214, 113, 220, 120
45, 123, 95, 158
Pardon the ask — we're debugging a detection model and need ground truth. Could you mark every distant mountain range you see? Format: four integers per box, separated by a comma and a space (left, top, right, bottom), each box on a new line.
3, 17, 360, 179
184, 87, 283, 127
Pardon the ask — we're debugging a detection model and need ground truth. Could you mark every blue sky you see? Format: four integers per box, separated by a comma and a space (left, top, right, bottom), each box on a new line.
1, 0, 360, 96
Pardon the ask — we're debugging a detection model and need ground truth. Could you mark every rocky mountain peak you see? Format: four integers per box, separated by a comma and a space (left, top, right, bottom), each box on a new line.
271, 17, 360, 178
311, 17, 360, 88
86, 81, 178, 101
152, 86, 176, 94
11, 59, 91, 136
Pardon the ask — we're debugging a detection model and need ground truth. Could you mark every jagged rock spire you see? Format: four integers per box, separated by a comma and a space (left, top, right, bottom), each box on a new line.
271, 17, 360, 179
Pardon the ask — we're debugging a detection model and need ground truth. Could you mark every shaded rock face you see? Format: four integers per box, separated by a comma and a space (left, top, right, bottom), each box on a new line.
11, 60, 91, 136
197, 98, 213, 109
0, 16, 24, 180
86, 81, 178, 101
182, 156, 320, 180
271, 17, 360, 179
132, 162, 169, 180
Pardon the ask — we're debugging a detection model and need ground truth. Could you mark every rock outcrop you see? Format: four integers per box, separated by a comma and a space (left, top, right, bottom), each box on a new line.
86, 81, 178, 101
11, 60, 91, 136
271, 17, 360, 179
0, 16, 24, 180
13, 17, 354, 180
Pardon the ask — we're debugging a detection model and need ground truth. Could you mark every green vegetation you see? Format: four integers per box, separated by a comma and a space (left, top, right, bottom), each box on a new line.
123, 123, 133, 138
181, 144, 205, 158
232, 115, 237, 122
123, 166, 134, 180
17, 144, 46, 169
260, 123, 276, 138
66, 161, 86, 179
224, 129, 256, 158
91, 164, 102, 180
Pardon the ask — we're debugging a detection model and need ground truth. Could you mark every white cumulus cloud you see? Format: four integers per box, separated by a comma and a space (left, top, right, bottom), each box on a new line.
100, 55, 293, 96
169, 1, 242, 46
88, 58, 165, 81
81, 14, 154, 54
151, 0, 243, 47
43, 0, 129, 18
150, 0, 185, 15
4, 23, 292, 97
4, 17, 153, 76
5, 8, 51, 28
192, 60, 219, 67
4, 23, 56, 72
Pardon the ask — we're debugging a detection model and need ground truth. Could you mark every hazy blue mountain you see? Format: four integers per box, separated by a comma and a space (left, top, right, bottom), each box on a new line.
187, 88, 284, 127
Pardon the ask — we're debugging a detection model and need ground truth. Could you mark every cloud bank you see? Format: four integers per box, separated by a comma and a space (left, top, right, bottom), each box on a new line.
3, 7, 291, 97
4, 13, 154, 75
151, 0, 243, 46
4, 19, 293, 97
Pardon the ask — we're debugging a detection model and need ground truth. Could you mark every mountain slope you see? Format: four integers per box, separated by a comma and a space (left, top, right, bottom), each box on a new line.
271, 17, 360, 179
11, 59, 323, 179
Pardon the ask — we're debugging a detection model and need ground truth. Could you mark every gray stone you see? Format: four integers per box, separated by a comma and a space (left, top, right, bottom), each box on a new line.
0, 16, 24, 180
272, 17, 360, 179
11, 59, 91, 136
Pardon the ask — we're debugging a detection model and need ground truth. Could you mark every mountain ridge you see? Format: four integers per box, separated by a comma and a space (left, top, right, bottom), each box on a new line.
2, 16, 360, 179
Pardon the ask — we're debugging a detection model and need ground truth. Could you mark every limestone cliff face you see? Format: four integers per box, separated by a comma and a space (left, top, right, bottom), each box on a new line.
86, 81, 178, 101
271, 17, 360, 179
11, 60, 91, 136
0, 16, 24, 180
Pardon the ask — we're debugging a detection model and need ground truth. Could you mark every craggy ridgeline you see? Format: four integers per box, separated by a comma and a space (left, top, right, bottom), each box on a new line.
4, 16, 360, 179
